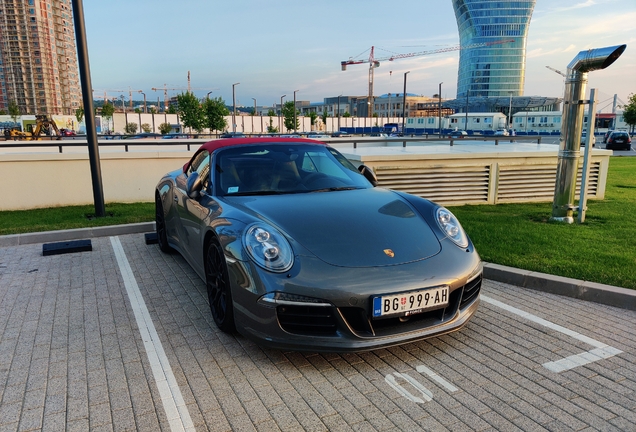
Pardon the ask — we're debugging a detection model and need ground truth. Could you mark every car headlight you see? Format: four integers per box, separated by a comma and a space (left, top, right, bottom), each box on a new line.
243, 223, 294, 272
435, 207, 469, 248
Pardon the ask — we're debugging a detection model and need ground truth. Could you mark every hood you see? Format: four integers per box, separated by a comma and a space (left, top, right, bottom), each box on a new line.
229, 188, 441, 267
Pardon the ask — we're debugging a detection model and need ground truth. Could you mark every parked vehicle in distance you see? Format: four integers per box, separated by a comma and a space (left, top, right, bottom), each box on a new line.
580, 132, 596, 147
154, 137, 482, 351
305, 132, 330, 139
59, 128, 76, 137
331, 130, 352, 137
494, 129, 509, 136
162, 133, 193, 139
370, 133, 388, 138
123, 132, 161, 139
449, 130, 468, 138
220, 132, 245, 138
605, 131, 632, 150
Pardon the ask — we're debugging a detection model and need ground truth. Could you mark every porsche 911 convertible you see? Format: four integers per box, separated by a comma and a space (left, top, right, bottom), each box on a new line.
155, 137, 482, 351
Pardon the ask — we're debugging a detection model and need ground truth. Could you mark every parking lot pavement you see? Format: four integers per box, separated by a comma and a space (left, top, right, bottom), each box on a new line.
1, 233, 635, 431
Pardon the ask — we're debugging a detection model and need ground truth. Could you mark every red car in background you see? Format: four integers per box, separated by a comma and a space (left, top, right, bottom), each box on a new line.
59, 129, 76, 136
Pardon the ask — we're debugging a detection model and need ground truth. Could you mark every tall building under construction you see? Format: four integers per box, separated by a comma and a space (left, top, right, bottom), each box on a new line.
0, 0, 81, 115
452, 0, 536, 98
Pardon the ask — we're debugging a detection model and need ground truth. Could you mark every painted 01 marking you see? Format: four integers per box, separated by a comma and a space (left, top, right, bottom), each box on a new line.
385, 373, 433, 404
481, 295, 623, 373
385, 366, 457, 404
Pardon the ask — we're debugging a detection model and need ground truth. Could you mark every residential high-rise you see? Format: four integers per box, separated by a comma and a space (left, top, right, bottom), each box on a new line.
452, 0, 536, 98
0, 0, 81, 115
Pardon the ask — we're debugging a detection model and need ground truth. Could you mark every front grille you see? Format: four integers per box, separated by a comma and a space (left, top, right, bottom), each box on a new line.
459, 274, 482, 309
277, 304, 338, 336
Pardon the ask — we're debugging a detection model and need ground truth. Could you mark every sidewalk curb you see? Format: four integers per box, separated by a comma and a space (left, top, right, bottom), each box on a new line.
0, 222, 155, 247
2, 224, 634, 312
483, 262, 636, 311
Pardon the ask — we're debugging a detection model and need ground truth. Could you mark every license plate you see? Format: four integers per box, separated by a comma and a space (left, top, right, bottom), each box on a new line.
372, 286, 449, 319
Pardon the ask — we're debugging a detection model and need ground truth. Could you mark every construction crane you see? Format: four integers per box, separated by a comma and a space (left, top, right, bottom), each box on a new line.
545, 65, 566, 77
151, 84, 215, 111
341, 39, 515, 117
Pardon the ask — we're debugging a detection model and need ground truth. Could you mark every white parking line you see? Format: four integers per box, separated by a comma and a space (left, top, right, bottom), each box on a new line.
110, 237, 195, 432
481, 295, 623, 373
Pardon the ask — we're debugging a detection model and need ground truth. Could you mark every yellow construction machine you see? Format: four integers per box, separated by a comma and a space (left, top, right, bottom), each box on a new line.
3, 115, 62, 140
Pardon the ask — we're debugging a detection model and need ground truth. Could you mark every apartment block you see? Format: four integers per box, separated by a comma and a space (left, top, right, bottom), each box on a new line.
0, 0, 81, 115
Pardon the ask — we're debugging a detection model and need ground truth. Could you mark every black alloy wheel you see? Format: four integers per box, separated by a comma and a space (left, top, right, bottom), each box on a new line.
205, 238, 235, 333
155, 193, 173, 253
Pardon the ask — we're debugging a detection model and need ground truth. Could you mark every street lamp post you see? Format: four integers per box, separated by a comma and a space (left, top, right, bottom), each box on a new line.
401, 71, 409, 136
293, 90, 299, 133
508, 92, 513, 130
138, 90, 147, 113
280, 95, 286, 133
206, 90, 214, 100
232, 82, 240, 133
252, 97, 257, 133
464, 89, 469, 132
438, 82, 443, 136
337, 95, 341, 131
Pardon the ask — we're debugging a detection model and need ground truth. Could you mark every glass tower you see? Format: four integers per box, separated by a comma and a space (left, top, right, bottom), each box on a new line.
452, 0, 536, 98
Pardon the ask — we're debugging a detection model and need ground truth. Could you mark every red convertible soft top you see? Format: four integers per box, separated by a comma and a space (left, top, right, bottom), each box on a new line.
183, 137, 328, 172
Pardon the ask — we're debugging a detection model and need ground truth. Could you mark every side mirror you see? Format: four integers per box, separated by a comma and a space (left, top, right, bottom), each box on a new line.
186, 171, 203, 199
358, 164, 378, 187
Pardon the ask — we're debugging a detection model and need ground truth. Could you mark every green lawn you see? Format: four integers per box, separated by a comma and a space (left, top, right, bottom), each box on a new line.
0, 202, 155, 236
1, 157, 635, 289
450, 157, 636, 289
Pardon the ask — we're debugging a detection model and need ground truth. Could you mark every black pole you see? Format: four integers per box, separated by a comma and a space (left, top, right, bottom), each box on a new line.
401, 72, 409, 136
72, 0, 105, 217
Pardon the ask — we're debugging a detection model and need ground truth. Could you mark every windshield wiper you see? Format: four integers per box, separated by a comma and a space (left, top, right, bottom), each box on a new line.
310, 186, 362, 193
226, 190, 300, 197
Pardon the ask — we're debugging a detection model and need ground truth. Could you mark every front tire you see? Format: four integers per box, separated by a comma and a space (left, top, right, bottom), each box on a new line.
155, 193, 173, 253
205, 238, 235, 333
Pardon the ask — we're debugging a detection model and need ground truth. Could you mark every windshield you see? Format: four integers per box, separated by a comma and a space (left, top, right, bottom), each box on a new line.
214, 144, 371, 196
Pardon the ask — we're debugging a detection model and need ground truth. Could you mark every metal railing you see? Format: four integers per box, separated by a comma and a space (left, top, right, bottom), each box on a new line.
0, 133, 546, 154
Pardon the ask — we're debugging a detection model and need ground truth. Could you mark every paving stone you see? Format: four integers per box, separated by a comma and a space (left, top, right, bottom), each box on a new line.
2, 234, 636, 431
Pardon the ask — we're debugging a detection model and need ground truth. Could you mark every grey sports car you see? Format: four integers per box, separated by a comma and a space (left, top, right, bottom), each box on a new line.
155, 137, 482, 351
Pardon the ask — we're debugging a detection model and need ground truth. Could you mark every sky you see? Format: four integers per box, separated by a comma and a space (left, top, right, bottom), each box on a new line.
82, 0, 636, 112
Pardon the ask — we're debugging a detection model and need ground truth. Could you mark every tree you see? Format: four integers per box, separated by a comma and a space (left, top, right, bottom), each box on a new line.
101, 102, 115, 133
141, 123, 152, 133
159, 122, 172, 134
176, 92, 206, 132
267, 117, 278, 133
124, 122, 138, 134
167, 105, 177, 114
149, 107, 157, 114
8, 100, 20, 124
321, 109, 329, 125
267, 109, 276, 117
308, 111, 318, 130
621, 93, 636, 134
282, 101, 299, 132
75, 107, 84, 125
342, 112, 351, 118
202, 96, 229, 132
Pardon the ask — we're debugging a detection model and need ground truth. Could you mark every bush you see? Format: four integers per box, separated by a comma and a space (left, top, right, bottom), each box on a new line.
141, 123, 152, 133
159, 123, 172, 135
124, 122, 138, 134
